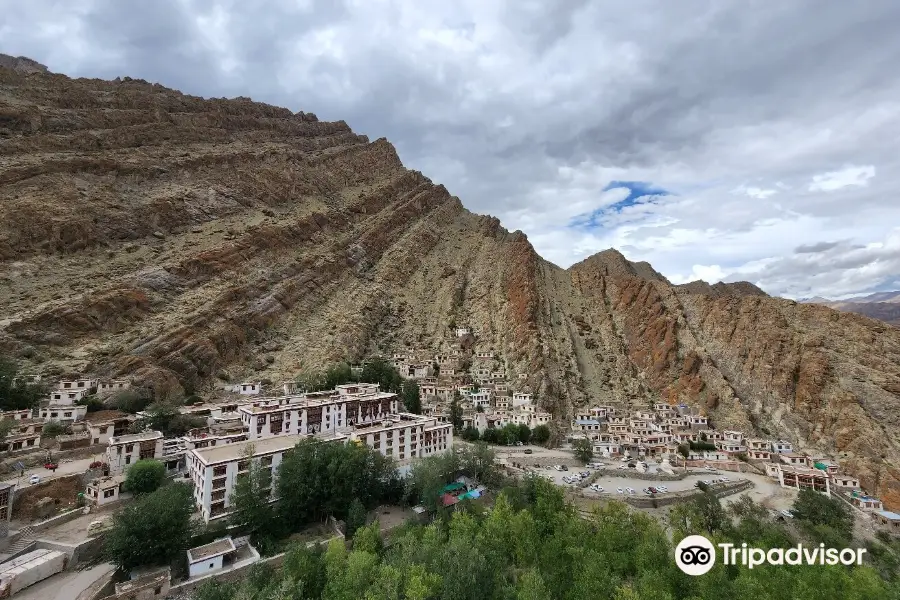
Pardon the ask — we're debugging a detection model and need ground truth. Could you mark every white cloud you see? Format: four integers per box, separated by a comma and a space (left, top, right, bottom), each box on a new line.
808, 165, 876, 192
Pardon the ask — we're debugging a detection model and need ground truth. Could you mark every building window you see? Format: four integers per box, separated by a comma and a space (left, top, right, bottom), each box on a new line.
125, 456, 131, 465
104, 489, 115, 498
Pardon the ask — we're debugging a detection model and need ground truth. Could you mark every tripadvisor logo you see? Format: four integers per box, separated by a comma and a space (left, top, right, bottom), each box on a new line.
675, 535, 867, 576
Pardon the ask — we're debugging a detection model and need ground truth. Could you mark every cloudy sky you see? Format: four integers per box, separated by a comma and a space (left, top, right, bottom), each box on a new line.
3, 0, 900, 299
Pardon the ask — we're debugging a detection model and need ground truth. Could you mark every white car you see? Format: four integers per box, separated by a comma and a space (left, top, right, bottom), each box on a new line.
626, 487, 636, 495
720, 476, 730, 482
780, 509, 794, 519
554, 465, 564, 471
617, 487, 624, 494
657, 486, 668, 492
29, 474, 40, 485
590, 484, 604, 492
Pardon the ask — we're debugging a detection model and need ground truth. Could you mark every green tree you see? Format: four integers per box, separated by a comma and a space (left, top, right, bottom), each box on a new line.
104, 483, 194, 570
449, 392, 463, 432
531, 425, 551, 444
572, 438, 593, 463
346, 498, 368, 539
0, 360, 45, 411
124, 459, 166, 495
230, 448, 278, 545
360, 358, 403, 394
677, 444, 690, 458
0, 419, 16, 446
325, 363, 354, 389
41, 421, 65, 438
76, 395, 105, 413
276, 438, 400, 532
108, 387, 152, 413
792, 487, 854, 542
516, 424, 532, 444
402, 379, 422, 414
297, 369, 329, 393
461, 426, 480, 441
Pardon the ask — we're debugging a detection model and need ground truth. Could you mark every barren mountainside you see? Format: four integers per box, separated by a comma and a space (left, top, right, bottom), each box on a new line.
2, 58, 900, 506
803, 292, 900, 328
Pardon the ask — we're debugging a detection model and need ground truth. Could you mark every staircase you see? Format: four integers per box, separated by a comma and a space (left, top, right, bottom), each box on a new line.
0, 526, 37, 563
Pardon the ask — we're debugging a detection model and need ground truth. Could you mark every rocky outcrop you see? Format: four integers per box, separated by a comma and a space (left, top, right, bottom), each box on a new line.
2, 61, 900, 507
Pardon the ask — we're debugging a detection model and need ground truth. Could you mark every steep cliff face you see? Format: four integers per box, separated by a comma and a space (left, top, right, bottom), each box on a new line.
2, 61, 900, 505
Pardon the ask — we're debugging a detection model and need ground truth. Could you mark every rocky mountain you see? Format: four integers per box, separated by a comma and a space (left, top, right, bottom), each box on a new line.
802, 292, 900, 328
2, 59, 900, 506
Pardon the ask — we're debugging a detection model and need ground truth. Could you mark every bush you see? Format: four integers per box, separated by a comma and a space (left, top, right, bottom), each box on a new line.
531, 425, 551, 444
41, 421, 66, 438
76, 395, 105, 413
124, 459, 166, 495
109, 388, 152, 413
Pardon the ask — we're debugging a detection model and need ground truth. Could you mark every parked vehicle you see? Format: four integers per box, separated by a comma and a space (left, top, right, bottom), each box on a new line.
657, 486, 668, 493
523, 449, 533, 454
626, 488, 636, 495
720, 476, 730, 482
617, 487, 624, 494
780, 509, 794, 519
29, 474, 40, 485
648, 487, 658, 494
643, 489, 653, 495
579, 471, 590, 478
554, 465, 563, 471
561, 465, 568, 471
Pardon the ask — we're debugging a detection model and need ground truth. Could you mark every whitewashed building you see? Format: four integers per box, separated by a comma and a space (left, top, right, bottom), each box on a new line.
106, 431, 164, 474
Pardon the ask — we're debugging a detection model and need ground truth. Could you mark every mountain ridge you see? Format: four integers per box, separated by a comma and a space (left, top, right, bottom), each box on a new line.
2, 59, 900, 507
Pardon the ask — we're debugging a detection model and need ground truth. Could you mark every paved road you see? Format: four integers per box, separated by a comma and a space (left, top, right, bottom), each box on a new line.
12, 562, 115, 600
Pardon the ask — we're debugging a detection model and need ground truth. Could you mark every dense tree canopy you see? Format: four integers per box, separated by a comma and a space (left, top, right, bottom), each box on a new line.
571, 438, 593, 463
124, 459, 166, 495
276, 438, 403, 532
402, 379, 422, 414
104, 483, 195, 570
192, 474, 895, 600
0, 359, 46, 411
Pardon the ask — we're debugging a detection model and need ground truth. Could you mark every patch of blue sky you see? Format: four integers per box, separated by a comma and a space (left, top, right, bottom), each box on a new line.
569, 181, 671, 229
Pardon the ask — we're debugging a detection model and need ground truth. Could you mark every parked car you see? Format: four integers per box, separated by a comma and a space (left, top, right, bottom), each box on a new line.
589, 484, 604, 492
780, 509, 794, 519
29, 474, 41, 485
515, 441, 523, 446
702, 480, 712, 485
579, 471, 590, 478
617, 487, 624, 494
626, 488, 636, 495
657, 486, 668, 493
554, 465, 563, 471
561, 465, 568, 471
705, 466, 715, 472
648, 487, 658, 494
627, 462, 636, 468
523, 449, 533, 454
720, 476, 730, 482
643, 489, 653, 495
43, 462, 58, 470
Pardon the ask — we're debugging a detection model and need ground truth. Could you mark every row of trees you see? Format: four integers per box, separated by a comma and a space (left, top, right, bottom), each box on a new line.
193, 474, 894, 600
459, 423, 551, 446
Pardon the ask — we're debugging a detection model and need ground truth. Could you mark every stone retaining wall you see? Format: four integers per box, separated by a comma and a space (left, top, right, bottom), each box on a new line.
621, 480, 753, 509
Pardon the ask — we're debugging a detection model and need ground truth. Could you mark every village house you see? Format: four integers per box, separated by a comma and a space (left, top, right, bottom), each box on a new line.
832, 475, 860, 489
699, 429, 723, 442
282, 381, 299, 396
462, 389, 492, 409
747, 438, 771, 451
771, 440, 793, 454
776, 464, 831, 494
232, 382, 262, 396
56, 378, 97, 392
186, 536, 260, 578
48, 389, 88, 405
875, 511, 900, 532
475, 351, 494, 359
512, 392, 533, 407
107, 431, 164, 474
40, 403, 88, 423
779, 453, 807, 466
634, 410, 655, 422
673, 431, 698, 443
518, 373, 528, 380
96, 380, 130, 395
573, 418, 602, 433
84, 411, 135, 445
454, 327, 471, 337
723, 430, 744, 443
748, 448, 772, 461
689, 415, 708, 428
0, 409, 32, 422
849, 491, 883, 512
86, 475, 126, 506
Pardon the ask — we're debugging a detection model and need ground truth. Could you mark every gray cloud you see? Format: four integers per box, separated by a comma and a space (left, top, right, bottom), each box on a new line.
795, 242, 842, 254
2, 0, 899, 298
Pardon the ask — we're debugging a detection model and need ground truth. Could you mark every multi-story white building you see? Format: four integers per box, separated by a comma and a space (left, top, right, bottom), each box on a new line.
238, 383, 399, 440
188, 434, 305, 522
352, 413, 453, 463
106, 431, 164, 474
